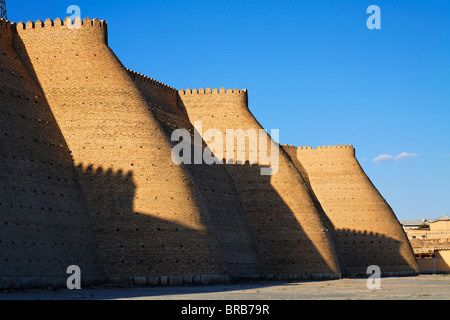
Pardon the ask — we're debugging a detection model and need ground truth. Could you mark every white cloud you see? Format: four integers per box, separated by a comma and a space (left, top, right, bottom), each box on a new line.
372, 154, 395, 163
372, 152, 419, 163
394, 152, 419, 160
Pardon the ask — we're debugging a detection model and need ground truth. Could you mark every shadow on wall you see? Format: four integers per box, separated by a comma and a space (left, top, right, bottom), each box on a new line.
74, 163, 229, 285
434, 252, 450, 272
74, 158, 341, 285
12, 29, 45, 96
156, 120, 264, 278
157, 120, 340, 278
334, 229, 417, 277
223, 162, 339, 276
12, 26, 335, 284
282, 147, 419, 277
0, 25, 107, 289
281, 147, 346, 273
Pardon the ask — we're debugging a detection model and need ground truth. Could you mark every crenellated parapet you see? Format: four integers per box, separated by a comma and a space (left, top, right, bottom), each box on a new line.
295, 145, 356, 158
127, 69, 177, 93
15, 17, 107, 30
178, 86, 249, 113
14, 17, 108, 46
179, 88, 247, 95
0, 18, 14, 31
281, 144, 298, 151
298, 145, 354, 151
0, 19, 14, 44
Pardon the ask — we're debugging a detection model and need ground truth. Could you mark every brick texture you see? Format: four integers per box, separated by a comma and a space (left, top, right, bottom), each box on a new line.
295, 145, 419, 276
0, 16, 419, 288
0, 19, 106, 288
14, 18, 227, 280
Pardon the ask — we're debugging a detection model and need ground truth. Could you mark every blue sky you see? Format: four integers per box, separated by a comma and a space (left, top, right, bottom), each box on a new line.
9, 0, 450, 221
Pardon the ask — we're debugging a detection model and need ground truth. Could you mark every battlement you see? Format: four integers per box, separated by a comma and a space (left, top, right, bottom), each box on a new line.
0, 19, 14, 43
283, 145, 355, 152
179, 88, 247, 95
298, 145, 354, 151
15, 17, 107, 30
0, 18, 14, 31
127, 69, 177, 93
281, 144, 298, 151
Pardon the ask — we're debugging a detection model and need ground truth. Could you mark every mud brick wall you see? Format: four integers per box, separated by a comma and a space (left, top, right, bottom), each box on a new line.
0, 15, 420, 288
296, 145, 419, 276
13, 17, 227, 281
178, 88, 342, 279
0, 19, 106, 288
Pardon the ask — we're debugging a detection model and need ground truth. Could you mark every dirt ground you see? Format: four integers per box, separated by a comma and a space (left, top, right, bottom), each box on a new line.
1, 274, 449, 300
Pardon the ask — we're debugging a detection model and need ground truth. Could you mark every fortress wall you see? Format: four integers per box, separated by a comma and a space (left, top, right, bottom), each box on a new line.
178, 88, 341, 279
281, 145, 342, 263
296, 145, 419, 275
282, 145, 313, 190
127, 69, 180, 115
1, 14, 419, 285
13, 18, 228, 282
0, 19, 107, 288
131, 74, 261, 278
129, 69, 193, 132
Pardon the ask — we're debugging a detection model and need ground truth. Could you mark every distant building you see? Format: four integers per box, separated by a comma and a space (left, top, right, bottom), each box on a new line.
402, 215, 450, 273
401, 218, 429, 230
429, 215, 450, 232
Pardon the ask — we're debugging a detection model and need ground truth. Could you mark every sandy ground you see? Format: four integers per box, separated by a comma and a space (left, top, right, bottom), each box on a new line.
0, 274, 449, 300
